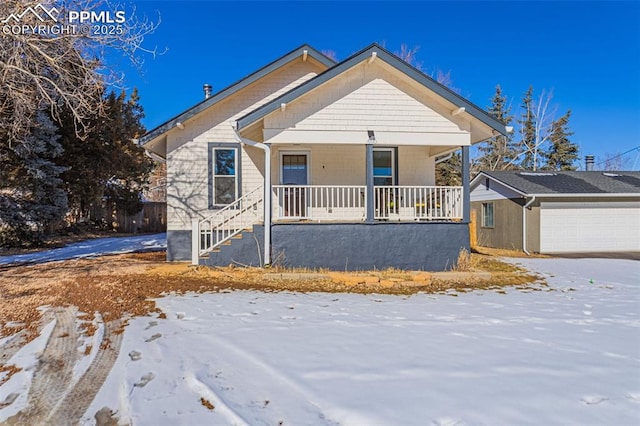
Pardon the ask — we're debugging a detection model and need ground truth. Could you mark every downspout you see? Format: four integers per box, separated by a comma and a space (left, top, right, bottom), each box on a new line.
144, 149, 167, 164
522, 196, 536, 255
232, 125, 271, 266
434, 152, 453, 164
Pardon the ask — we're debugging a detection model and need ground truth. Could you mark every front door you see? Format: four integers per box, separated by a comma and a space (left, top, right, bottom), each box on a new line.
281, 153, 309, 217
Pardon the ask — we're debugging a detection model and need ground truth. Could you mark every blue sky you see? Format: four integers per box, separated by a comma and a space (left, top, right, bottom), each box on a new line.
117, 1, 640, 169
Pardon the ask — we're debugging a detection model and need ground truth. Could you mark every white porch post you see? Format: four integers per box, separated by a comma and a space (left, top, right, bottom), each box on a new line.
365, 131, 375, 223
462, 145, 470, 223
191, 218, 199, 265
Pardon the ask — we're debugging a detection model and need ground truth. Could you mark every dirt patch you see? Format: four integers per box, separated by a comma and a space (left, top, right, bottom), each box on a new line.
0, 250, 542, 423
0, 251, 541, 341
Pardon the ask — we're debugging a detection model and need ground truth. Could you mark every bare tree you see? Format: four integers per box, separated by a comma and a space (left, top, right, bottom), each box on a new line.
598, 152, 632, 171
530, 89, 556, 170
0, 0, 161, 142
321, 49, 338, 61
395, 43, 423, 70
509, 88, 557, 170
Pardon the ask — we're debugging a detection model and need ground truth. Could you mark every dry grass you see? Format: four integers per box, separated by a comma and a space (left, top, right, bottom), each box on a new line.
472, 245, 548, 258
452, 248, 474, 271
0, 251, 543, 344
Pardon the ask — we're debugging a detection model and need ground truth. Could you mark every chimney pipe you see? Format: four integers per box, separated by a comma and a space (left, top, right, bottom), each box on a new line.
203, 84, 212, 99
585, 155, 595, 171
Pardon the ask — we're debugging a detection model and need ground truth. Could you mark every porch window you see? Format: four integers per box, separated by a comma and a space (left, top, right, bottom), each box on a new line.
211, 148, 237, 205
373, 148, 395, 185
481, 202, 494, 228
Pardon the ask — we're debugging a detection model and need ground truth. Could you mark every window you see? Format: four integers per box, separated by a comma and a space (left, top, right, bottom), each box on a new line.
481, 202, 494, 228
211, 148, 237, 206
281, 154, 308, 185
373, 148, 395, 186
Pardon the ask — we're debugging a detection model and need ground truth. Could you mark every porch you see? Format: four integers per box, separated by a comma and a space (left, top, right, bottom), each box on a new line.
273, 185, 463, 222
195, 143, 470, 265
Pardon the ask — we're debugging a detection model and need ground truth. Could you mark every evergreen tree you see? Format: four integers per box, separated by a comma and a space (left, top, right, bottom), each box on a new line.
475, 85, 517, 171
0, 110, 68, 245
436, 152, 462, 186
58, 89, 154, 222
545, 110, 578, 171
517, 86, 536, 170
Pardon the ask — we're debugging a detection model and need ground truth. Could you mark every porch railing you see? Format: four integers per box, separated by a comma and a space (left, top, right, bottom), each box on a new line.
374, 186, 463, 220
274, 185, 367, 221
196, 185, 263, 258
274, 185, 463, 222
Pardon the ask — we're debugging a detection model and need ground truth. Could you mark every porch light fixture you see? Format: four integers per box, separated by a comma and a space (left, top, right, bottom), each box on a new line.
451, 107, 465, 116
368, 52, 377, 64
367, 130, 375, 144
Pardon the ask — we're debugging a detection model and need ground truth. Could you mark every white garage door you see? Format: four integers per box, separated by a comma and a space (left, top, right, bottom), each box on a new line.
540, 202, 640, 253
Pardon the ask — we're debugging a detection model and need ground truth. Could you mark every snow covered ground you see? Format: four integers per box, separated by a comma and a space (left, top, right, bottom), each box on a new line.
0, 233, 166, 266
71, 257, 638, 425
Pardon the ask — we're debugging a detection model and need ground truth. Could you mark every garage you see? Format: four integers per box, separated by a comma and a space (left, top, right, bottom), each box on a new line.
540, 202, 640, 253
470, 170, 640, 255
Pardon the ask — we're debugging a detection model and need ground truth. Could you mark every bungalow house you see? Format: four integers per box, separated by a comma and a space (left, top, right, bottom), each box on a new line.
140, 43, 507, 270
470, 170, 640, 254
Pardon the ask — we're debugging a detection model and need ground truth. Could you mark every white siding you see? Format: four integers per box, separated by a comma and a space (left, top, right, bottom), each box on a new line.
263, 61, 472, 145
166, 59, 325, 230
470, 178, 523, 202
272, 145, 366, 186
399, 146, 434, 186
270, 145, 435, 186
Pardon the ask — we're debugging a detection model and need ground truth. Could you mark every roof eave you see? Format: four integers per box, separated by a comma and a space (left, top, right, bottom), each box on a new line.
470, 171, 528, 196
528, 193, 640, 198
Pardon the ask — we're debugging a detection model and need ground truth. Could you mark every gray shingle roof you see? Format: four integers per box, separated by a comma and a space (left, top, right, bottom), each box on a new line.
479, 171, 640, 195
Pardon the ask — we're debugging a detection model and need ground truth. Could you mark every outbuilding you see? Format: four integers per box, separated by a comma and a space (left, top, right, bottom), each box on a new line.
470, 171, 640, 254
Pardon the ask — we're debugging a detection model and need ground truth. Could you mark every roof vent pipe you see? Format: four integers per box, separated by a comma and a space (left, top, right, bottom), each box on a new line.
203, 84, 212, 99
585, 155, 595, 171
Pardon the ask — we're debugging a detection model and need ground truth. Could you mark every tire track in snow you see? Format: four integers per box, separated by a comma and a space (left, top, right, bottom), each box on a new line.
46, 319, 124, 424
204, 335, 353, 425
3, 310, 124, 425
4, 307, 79, 425
185, 373, 250, 426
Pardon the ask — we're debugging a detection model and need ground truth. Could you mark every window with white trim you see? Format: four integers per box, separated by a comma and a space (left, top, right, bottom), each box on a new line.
373, 148, 395, 186
481, 202, 494, 228
212, 148, 237, 205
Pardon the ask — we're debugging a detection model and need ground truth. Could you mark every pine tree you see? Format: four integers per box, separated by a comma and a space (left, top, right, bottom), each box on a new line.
436, 152, 462, 186
475, 85, 517, 172
518, 86, 536, 170
545, 110, 578, 171
102, 89, 153, 215
0, 110, 68, 245
58, 89, 154, 222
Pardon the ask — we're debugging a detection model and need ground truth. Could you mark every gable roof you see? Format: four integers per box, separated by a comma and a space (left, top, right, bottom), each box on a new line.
139, 44, 335, 146
236, 43, 507, 135
473, 171, 640, 196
